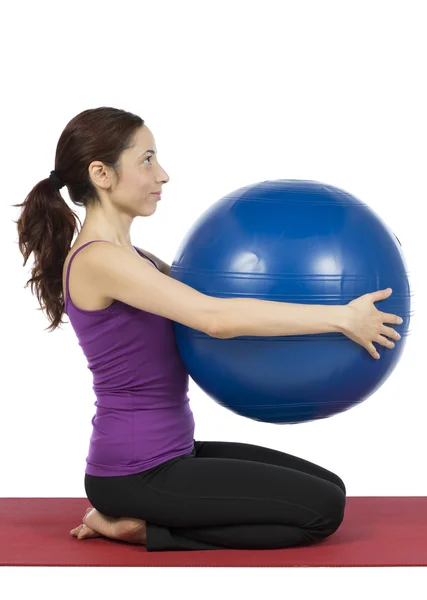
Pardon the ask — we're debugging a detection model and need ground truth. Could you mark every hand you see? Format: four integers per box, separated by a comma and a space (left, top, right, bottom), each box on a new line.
342, 288, 403, 359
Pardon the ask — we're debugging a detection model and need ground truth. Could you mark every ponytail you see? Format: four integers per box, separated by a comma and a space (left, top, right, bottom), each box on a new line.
12, 106, 144, 332
12, 175, 82, 332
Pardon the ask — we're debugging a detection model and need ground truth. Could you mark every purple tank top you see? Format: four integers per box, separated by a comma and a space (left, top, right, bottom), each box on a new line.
64, 240, 195, 477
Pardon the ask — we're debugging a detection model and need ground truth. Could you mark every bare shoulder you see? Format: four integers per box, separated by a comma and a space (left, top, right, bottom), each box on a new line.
63, 239, 119, 311
64, 239, 116, 271
63, 240, 172, 312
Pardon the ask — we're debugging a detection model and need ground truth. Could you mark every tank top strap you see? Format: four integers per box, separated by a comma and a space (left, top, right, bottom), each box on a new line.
133, 246, 158, 269
65, 240, 110, 302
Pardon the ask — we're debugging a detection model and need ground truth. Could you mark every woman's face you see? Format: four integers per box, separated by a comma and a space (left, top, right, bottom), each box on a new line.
117, 125, 170, 216
89, 124, 170, 217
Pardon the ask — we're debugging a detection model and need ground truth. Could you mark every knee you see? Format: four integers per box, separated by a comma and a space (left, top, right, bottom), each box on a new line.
323, 488, 346, 534
303, 486, 346, 544
322, 469, 346, 496
333, 475, 346, 496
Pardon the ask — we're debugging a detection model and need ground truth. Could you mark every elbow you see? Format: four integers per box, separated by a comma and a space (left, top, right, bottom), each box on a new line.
205, 323, 224, 339
207, 319, 230, 339
203, 299, 231, 339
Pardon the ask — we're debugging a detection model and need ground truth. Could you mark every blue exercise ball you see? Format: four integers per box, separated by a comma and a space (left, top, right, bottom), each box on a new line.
171, 180, 412, 424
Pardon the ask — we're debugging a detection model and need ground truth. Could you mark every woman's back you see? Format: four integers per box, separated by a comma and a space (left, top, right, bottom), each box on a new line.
63, 239, 195, 477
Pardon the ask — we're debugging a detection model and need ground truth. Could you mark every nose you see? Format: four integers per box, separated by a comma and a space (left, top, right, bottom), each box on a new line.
159, 169, 170, 185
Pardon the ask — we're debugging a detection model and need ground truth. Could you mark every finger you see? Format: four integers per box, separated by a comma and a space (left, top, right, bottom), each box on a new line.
381, 325, 401, 340
376, 334, 395, 348
372, 288, 392, 300
381, 313, 403, 325
367, 343, 380, 359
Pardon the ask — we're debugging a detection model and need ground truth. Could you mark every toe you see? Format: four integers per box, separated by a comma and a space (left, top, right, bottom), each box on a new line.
77, 524, 101, 539
83, 508, 97, 525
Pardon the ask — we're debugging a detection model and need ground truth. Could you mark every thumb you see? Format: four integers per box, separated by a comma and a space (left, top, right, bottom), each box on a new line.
372, 287, 392, 300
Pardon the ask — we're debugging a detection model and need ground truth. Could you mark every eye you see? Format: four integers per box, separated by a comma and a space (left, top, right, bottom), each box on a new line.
144, 155, 153, 165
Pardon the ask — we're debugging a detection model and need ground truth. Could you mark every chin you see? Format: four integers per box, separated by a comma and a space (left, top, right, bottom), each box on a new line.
139, 204, 157, 217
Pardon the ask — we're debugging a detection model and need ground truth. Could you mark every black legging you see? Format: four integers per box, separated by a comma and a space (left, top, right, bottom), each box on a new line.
85, 439, 346, 552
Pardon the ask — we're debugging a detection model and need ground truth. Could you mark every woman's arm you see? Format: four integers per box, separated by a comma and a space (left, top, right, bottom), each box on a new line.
137, 248, 171, 277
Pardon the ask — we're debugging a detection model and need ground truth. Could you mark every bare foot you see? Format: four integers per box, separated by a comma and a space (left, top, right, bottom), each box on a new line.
70, 508, 102, 540
70, 507, 147, 545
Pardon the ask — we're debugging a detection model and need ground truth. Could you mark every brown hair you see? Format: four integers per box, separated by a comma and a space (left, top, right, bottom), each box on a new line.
12, 106, 144, 333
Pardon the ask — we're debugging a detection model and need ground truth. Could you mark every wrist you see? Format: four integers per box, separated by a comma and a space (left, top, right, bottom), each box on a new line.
332, 305, 350, 334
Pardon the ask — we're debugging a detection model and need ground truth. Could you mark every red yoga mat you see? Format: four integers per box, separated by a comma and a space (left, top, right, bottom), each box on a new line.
0, 497, 426, 567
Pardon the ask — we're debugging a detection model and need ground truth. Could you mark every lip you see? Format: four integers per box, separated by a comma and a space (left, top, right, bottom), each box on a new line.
153, 192, 162, 196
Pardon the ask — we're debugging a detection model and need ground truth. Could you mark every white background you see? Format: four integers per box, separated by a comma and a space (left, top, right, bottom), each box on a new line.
2, 0, 425, 596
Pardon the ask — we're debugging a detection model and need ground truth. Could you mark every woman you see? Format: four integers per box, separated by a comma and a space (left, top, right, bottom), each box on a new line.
14, 106, 402, 551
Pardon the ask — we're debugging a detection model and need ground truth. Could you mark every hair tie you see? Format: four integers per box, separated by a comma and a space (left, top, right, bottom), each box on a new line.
49, 170, 65, 190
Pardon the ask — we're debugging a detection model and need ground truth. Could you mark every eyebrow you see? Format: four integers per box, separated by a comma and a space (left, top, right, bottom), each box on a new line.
141, 149, 156, 156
